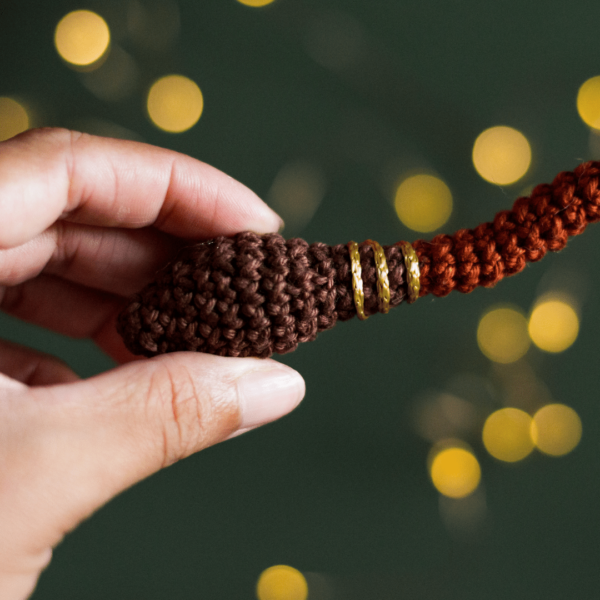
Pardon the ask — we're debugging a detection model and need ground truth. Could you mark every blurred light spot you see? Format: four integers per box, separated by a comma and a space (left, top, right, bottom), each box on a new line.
304, 10, 364, 71
531, 404, 582, 456
267, 161, 326, 234
237, 0, 276, 6
483, 408, 534, 462
303, 572, 335, 600
577, 76, 600, 130
127, 0, 180, 53
528, 298, 579, 353
492, 360, 554, 415
472, 126, 531, 185
446, 372, 497, 409
256, 565, 308, 600
589, 128, 600, 158
429, 444, 481, 499
147, 75, 203, 133
81, 45, 139, 102
55, 10, 110, 68
413, 392, 478, 443
394, 174, 452, 232
439, 487, 487, 541
477, 306, 530, 364
0, 97, 29, 141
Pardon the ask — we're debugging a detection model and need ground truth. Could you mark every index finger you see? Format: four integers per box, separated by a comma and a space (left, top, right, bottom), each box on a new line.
0, 128, 283, 249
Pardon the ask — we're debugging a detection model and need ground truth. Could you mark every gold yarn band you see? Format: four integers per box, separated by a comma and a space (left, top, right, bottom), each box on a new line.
364, 239, 390, 314
348, 241, 367, 320
396, 241, 420, 303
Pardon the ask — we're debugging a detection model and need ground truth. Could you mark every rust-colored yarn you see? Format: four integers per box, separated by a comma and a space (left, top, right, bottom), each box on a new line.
414, 161, 600, 296
117, 161, 600, 358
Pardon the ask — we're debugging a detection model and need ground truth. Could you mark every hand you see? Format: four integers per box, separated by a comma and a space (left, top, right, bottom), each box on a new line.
0, 128, 305, 599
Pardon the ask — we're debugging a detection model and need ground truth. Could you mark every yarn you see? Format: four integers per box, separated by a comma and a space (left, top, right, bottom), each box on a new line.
117, 161, 600, 358
415, 161, 600, 296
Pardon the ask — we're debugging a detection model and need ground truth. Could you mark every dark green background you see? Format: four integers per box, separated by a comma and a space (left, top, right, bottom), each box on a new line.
2, 0, 600, 598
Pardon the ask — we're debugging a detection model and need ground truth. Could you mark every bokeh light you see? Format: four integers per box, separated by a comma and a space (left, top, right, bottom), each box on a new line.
472, 126, 532, 185
81, 46, 139, 102
439, 488, 487, 540
127, 0, 181, 53
531, 404, 582, 456
590, 128, 600, 159
256, 565, 308, 600
267, 160, 326, 234
54, 10, 110, 68
0, 97, 29, 141
494, 360, 554, 415
394, 174, 453, 232
577, 76, 600, 130
482, 408, 534, 462
528, 298, 579, 353
477, 306, 530, 364
304, 11, 364, 71
413, 392, 478, 443
429, 444, 481, 499
237, 0, 276, 6
147, 75, 203, 133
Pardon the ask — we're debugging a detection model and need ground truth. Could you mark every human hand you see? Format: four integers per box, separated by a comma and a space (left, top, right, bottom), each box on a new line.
0, 128, 305, 599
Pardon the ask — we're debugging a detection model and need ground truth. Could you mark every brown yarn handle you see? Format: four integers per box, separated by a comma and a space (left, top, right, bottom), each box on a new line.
117, 161, 600, 358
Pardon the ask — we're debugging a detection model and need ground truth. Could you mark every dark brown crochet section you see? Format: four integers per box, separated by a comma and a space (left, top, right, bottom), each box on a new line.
117, 236, 407, 358
117, 161, 600, 358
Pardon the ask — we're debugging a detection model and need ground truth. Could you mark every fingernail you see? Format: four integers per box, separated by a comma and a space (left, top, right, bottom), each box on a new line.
248, 215, 284, 235
237, 366, 305, 429
250, 204, 284, 235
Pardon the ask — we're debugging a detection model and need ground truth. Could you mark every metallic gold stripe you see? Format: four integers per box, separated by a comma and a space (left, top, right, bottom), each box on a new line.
396, 241, 421, 303
364, 239, 390, 314
348, 241, 367, 320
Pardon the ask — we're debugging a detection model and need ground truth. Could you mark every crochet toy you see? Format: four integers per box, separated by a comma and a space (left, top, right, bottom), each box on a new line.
117, 161, 600, 358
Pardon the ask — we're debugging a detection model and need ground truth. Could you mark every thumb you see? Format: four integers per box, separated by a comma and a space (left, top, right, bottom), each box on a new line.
61, 353, 306, 494
0, 353, 304, 592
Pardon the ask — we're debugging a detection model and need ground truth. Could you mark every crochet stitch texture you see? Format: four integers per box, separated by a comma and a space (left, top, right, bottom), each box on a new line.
117, 161, 600, 358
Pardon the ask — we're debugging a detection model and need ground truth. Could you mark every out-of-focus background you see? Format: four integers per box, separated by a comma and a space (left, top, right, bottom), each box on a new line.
2, 1, 600, 598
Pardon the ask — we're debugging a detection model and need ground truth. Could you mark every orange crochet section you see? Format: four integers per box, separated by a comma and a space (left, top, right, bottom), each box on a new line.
414, 161, 600, 297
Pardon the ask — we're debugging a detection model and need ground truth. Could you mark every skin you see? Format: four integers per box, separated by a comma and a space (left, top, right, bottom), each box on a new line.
0, 128, 305, 599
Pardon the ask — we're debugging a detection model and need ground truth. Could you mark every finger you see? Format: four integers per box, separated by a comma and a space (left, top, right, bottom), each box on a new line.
0, 274, 152, 364
0, 221, 183, 295
0, 128, 283, 249
0, 339, 79, 385
92, 306, 141, 364
1, 273, 122, 339
0, 354, 305, 563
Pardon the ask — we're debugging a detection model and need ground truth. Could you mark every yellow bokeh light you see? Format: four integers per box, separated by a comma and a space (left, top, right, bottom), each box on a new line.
531, 404, 582, 456
0, 97, 29, 142
429, 446, 481, 499
147, 75, 204, 133
256, 565, 308, 600
54, 10, 110, 68
577, 76, 600, 130
528, 299, 579, 353
477, 307, 530, 364
237, 0, 276, 6
483, 408, 534, 462
472, 126, 532, 185
394, 174, 453, 233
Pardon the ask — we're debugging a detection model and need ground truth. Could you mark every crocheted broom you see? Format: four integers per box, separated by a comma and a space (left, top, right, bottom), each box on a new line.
117, 161, 600, 358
